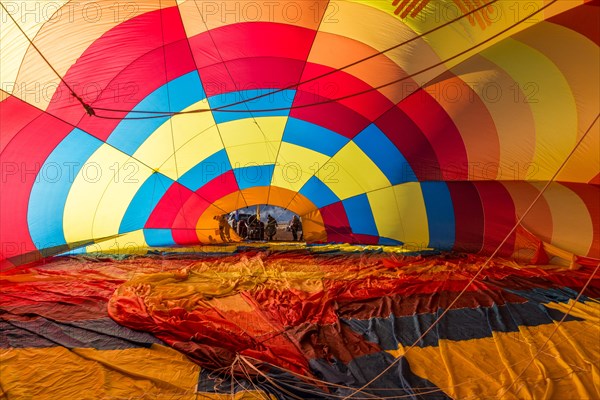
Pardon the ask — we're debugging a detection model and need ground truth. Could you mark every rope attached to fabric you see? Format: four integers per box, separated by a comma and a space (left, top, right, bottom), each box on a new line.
2, 0, 500, 119
0, 1, 95, 116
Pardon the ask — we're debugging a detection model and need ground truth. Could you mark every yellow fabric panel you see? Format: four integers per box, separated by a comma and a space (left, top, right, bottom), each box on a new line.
542, 242, 580, 268
0, 344, 200, 400
63, 144, 153, 244
84, 229, 148, 255
177, 0, 326, 37
125, 242, 448, 257
392, 183, 429, 249
228, 186, 326, 240
324, 141, 390, 200
514, 23, 600, 183
515, 23, 600, 141
481, 38, 577, 181
133, 99, 222, 179
545, 299, 600, 322
449, 57, 537, 181
315, 1, 444, 88
220, 117, 286, 168
119, 251, 331, 296
388, 318, 600, 400
367, 183, 429, 247
286, 195, 319, 218
271, 142, 330, 192
194, 192, 247, 244
367, 186, 403, 242
347, 0, 582, 73
501, 182, 553, 246
538, 183, 594, 256
194, 208, 237, 244
353, 0, 582, 19
194, 216, 243, 244
4, 1, 165, 110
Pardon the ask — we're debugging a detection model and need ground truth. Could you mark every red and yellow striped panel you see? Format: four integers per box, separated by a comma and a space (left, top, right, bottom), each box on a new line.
0, 0, 598, 267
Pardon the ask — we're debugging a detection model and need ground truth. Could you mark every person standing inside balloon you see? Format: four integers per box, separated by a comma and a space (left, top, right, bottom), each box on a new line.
289, 215, 302, 241
215, 214, 231, 242
266, 215, 277, 241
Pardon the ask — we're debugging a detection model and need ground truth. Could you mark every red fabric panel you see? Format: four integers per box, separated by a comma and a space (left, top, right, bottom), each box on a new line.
198, 57, 306, 97
78, 40, 197, 140
189, 23, 315, 68
106, 251, 600, 377
145, 182, 194, 228
170, 194, 211, 244
319, 202, 353, 242
170, 229, 201, 245
171, 171, 239, 244
475, 182, 517, 257
291, 91, 371, 139
46, 7, 193, 134
447, 182, 485, 253
195, 170, 239, 203
351, 234, 380, 245
560, 182, 600, 258
0, 97, 43, 154
297, 63, 395, 121
375, 105, 441, 180
190, 22, 315, 101
547, 2, 600, 46
0, 100, 74, 261
398, 90, 469, 180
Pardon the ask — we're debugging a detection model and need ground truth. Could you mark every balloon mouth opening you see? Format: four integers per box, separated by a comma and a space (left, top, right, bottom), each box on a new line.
226, 204, 304, 242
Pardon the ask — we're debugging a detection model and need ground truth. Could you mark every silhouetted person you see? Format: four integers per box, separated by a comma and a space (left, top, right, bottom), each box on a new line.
266, 215, 277, 241
289, 215, 301, 241
238, 219, 248, 239
215, 214, 231, 242
247, 214, 261, 240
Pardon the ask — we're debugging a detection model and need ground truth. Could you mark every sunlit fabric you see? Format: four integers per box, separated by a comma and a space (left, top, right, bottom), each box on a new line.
1, 0, 599, 398
2, 249, 599, 398
1, 1, 598, 268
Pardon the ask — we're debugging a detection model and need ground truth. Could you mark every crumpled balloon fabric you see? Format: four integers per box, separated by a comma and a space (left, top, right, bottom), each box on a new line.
2, 249, 598, 399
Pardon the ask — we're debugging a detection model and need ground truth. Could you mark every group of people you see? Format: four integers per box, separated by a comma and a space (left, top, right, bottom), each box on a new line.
216, 213, 303, 242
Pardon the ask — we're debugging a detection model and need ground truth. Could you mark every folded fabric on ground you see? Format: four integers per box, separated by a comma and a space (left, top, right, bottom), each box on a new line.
2, 249, 598, 399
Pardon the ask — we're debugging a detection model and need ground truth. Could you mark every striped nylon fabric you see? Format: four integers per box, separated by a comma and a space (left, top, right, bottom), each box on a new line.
0, 1, 598, 267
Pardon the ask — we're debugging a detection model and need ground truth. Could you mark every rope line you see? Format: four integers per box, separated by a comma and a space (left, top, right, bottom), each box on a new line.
0, 1, 95, 115
341, 114, 599, 399
2, 0, 499, 119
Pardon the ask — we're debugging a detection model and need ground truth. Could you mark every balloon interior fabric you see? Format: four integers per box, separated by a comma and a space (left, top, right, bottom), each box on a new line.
0, 0, 599, 399
1, 248, 599, 399
1, 0, 598, 266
